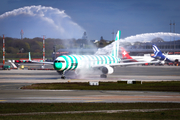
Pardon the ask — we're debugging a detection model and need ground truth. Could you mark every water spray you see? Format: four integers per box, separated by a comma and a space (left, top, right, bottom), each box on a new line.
95, 32, 180, 55
0, 5, 84, 39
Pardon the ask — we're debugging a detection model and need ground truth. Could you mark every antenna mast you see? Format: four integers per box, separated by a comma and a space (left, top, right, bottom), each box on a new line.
20, 29, 24, 40
3, 35, 5, 65
173, 21, 175, 50
43, 35, 45, 63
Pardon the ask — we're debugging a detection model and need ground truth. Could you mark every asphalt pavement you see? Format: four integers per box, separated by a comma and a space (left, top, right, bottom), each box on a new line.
0, 65, 180, 103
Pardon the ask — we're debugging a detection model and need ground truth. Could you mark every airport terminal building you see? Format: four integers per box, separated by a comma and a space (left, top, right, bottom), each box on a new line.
122, 38, 180, 56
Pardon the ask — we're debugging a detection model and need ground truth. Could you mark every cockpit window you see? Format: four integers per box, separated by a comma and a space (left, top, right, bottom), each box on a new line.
55, 60, 65, 63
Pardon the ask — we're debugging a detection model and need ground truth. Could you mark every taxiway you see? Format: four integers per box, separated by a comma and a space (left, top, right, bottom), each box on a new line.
0, 65, 180, 103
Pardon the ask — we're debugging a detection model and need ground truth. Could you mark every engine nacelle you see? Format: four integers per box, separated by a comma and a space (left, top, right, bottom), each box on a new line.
102, 66, 114, 74
160, 61, 165, 64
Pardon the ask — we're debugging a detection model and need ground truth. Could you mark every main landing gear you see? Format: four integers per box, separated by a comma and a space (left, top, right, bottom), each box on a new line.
61, 70, 66, 79
100, 74, 107, 78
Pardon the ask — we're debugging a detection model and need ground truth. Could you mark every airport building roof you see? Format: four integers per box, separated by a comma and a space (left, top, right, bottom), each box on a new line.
124, 40, 180, 55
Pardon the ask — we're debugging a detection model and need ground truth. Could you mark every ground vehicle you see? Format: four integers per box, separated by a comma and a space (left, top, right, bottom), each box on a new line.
0, 65, 11, 70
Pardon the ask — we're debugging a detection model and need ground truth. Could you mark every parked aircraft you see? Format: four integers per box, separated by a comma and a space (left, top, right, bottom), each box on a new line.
30, 31, 159, 79
121, 47, 154, 62
152, 44, 180, 65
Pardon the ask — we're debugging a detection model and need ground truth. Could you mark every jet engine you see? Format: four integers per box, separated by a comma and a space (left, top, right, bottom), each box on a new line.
102, 66, 114, 74
160, 61, 165, 64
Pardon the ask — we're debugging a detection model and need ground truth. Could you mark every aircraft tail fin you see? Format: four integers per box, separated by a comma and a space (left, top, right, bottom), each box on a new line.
29, 52, 32, 62
152, 44, 163, 58
152, 44, 172, 62
121, 47, 133, 59
9, 60, 17, 69
111, 31, 121, 57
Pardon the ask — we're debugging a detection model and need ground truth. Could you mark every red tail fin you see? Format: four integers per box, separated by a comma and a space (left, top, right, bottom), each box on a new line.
121, 47, 133, 59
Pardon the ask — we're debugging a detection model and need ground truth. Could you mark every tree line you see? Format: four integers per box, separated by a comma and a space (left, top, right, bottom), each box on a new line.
0, 36, 113, 61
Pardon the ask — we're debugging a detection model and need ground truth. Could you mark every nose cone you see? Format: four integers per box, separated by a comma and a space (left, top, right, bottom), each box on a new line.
53, 62, 63, 70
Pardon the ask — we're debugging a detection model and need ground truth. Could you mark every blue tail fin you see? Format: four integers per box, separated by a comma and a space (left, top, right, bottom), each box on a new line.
152, 44, 162, 58
111, 31, 121, 57
152, 44, 172, 62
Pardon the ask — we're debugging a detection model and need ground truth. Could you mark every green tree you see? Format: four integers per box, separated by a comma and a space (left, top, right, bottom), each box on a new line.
24, 42, 30, 52
6, 47, 18, 54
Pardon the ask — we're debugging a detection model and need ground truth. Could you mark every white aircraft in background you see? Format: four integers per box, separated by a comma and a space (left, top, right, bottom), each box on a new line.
152, 44, 180, 65
30, 31, 159, 79
121, 47, 154, 63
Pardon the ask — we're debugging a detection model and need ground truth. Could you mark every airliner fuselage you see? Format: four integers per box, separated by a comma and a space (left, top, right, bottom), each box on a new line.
54, 55, 120, 71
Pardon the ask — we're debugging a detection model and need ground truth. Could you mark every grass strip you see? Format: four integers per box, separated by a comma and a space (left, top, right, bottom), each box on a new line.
0, 103, 180, 120
0, 111, 180, 120
1, 111, 180, 120
1, 103, 180, 114
21, 81, 180, 92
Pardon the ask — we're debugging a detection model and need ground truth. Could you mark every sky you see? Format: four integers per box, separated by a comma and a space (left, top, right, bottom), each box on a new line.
0, 0, 180, 40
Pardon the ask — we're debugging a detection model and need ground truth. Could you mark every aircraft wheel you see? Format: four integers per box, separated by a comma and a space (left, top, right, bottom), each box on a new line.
100, 74, 107, 78
61, 76, 66, 79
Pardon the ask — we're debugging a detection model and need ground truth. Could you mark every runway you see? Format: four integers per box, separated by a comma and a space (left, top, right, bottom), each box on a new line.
0, 65, 180, 103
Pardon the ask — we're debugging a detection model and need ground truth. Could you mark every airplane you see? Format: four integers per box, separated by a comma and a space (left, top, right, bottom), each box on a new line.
152, 44, 180, 65
121, 47, 154, 62
30, 31, 159, 79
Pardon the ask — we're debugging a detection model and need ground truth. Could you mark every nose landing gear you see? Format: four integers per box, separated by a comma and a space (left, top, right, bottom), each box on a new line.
61, 70, 66, 79
61, 75, 66, 79
57, 70, 66, 79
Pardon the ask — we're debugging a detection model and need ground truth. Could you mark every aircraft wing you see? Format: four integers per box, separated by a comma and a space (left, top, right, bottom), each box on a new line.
30, 60, 54, 65
92, 60, 159, 68
29, 52, 54, 65
120, 58, 139, 61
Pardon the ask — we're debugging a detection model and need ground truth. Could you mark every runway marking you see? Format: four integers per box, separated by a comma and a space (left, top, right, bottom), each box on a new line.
85, 100, 103, 102
1, 108, 180, 116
